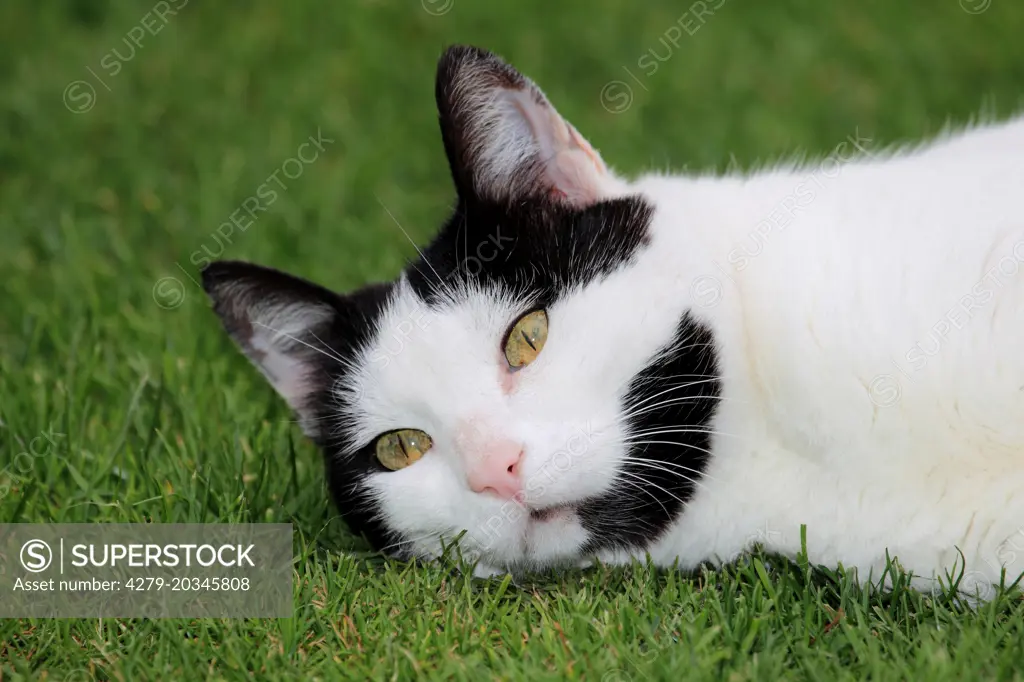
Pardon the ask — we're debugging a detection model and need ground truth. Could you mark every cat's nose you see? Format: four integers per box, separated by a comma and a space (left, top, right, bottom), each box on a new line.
466, 442, 523, 500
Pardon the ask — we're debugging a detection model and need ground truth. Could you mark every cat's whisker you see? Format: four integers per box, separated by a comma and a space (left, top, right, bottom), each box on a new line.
606, 477, 671, 517
616, 371, 726, 400
617, 469, 688, 511
308, 330, 357, 371
618, 392, 722, 423
625, 460, 703, 489
250, 321, 348, 367
624, 426, 749, 442
617, 395, 734, 425
375, 194, 454, 301
624, 456, 712, 485
622, 439, 716, 461
620, 377, 723, 414
665, 341, 718, 356
608, 479, 690, 527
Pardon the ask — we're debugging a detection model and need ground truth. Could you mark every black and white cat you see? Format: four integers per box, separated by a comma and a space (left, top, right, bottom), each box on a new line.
203, 46, 1024, 597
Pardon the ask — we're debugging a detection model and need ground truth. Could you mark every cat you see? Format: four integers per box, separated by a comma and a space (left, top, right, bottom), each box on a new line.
202, 45, 1024, 599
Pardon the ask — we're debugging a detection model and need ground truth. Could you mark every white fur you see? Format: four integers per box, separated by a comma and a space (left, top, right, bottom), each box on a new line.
339, 115, 1024, 597
628, 117, 1024, 597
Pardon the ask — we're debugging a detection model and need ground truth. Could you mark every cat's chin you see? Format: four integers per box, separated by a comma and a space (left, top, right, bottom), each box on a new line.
470, 555, 598, 580
431, 501, 590, 575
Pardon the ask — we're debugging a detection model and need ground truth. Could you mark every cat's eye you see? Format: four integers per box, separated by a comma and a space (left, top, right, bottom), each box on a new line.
504, 309, 548, 368
375, 429, 433, 471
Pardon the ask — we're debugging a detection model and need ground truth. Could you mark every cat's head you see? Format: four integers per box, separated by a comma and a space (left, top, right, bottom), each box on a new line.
202, 46, 720, 572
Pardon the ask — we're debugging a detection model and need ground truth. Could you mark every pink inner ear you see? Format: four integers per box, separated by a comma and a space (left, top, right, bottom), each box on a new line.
503, 87, 610, 205
566, 124, 607, 172
548, 148, 606, 205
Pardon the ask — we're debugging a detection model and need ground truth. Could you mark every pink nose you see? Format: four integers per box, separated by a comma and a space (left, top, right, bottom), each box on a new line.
466, 444, 524, 500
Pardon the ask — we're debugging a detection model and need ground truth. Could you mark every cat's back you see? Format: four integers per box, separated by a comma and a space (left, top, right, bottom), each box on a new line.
694, 116, 1024, 469
635, 116, 1024, 589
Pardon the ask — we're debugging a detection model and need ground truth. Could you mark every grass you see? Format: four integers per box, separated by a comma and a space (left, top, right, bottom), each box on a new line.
2, 0, 1024, 678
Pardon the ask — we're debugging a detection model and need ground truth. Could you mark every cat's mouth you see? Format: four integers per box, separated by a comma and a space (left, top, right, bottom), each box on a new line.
528, 503, 576, 522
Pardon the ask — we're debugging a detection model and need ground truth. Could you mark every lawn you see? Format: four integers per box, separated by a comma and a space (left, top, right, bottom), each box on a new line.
2, 0, 1024, 679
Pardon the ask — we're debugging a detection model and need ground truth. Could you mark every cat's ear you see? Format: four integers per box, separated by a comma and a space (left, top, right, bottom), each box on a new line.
201, 261, 361, 434
436, 45, 621, 206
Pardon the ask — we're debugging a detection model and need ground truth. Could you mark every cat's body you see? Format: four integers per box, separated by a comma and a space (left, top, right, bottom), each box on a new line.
604, 120, 1024, 594
203, 46, 1024, 598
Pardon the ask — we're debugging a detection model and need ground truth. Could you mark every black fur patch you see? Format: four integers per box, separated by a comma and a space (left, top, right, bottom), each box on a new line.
579, 314, 721, 554
407, 196, 654, 308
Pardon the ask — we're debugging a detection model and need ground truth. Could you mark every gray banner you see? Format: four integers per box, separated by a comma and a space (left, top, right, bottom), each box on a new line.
0, 524, 292, 618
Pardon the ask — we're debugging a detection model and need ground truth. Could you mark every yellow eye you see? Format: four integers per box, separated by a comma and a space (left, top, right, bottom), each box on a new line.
504, 309, 548, 368
375, 429, 433, 471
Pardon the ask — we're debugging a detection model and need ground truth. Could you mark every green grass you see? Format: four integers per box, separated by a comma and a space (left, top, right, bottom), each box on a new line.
2, 0, 1024, 679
